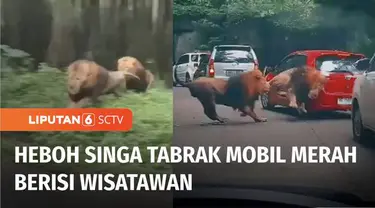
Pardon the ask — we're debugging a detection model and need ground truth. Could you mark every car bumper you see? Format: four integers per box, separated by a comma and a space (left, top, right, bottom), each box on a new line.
213, 75, 230, 80
308, 91, 353, 112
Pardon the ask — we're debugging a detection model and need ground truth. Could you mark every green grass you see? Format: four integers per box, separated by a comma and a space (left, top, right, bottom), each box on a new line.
1, 65, 173, 174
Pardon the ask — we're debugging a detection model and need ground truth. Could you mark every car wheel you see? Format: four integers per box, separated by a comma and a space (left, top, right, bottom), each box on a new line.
185, 73, 192, 84
193, 73, 198, 80
173, 82, 177, 87
352, 105, 372, 142
260, 93, 274, 110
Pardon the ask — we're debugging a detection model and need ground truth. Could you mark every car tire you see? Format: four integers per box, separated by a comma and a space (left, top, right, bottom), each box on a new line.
260, 93, 274, 110
193, 73, 199, 80
352, 104, 372, 143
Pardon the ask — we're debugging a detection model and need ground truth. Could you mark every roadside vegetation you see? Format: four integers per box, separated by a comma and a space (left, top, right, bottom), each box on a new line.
174, 0, 375, 65
1, 45, 172, 173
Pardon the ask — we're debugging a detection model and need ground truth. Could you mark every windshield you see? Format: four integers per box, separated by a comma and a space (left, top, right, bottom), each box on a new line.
214, 49, 254, 63
316, 55, 363, 72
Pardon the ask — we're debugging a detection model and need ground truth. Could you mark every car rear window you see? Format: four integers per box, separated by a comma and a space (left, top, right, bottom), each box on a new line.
336, 61, 362, 73
214, 47, 254, 63
315, 55, 363, 72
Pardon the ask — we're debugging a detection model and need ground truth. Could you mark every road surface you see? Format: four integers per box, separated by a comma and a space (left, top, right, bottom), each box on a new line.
173, 87, 375, 201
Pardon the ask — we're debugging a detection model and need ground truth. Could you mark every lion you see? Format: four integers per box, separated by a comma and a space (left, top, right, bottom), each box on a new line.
174, 68, 270, 123
117, 56, 154, 92
268, 66, 327, 114
67, 59, 140, 108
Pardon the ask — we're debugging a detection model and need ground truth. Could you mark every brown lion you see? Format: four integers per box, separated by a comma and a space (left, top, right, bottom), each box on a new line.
67, 59, 140, 108
268, 66, 327, 113
117, 56, 154, 92
174, 68, 270, 123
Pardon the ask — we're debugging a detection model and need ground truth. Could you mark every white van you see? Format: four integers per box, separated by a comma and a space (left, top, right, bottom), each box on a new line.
206, 45, 259, 80
173, 52, 210, 86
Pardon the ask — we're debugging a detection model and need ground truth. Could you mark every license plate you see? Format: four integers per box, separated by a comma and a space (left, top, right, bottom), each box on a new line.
225, 70, 242, 77
337, 98, 352, 105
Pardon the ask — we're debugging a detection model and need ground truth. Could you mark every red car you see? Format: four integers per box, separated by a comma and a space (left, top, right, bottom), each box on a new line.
261, 50, 366, 113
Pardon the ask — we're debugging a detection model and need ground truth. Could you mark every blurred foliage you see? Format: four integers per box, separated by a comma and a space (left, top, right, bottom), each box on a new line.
315, 0, 375, 18
174, 0, 375, 60
1, 45, 34, 72
1, 0, 173, 88
174, 0, 318, 29
1, 46, 172, 173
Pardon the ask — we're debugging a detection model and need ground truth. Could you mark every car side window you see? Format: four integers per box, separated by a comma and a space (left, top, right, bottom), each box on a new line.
275, 56, 294, 74
276, 55, 307, 74
291, 55, 308, 68
191, 54, 199, 62
177, 55, 189, 65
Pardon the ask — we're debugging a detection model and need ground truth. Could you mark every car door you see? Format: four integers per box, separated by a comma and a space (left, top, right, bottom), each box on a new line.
267, 55, 306, 106
189, 54, 200, 77
195, 54, 209, 79
175, 54, 190, 82
361, 55, 375, 129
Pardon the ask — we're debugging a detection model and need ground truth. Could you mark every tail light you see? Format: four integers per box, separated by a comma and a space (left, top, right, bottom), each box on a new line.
208, 58, 215, 77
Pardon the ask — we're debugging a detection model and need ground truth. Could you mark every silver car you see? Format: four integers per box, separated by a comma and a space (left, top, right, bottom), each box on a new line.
351, 52, 375, 142
206, 45, 259, 80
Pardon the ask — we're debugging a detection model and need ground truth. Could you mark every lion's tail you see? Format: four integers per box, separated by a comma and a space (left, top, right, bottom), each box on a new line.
145, 70, 154, 91
122, 72, 140, 80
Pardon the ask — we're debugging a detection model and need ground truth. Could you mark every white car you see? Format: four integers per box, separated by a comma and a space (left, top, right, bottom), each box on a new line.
206, 45, 259, 80
351, 53, 375, 142
173, 52, 210, 86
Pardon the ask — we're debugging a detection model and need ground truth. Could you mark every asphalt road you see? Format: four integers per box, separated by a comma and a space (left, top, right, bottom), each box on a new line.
173, 86, 375, 201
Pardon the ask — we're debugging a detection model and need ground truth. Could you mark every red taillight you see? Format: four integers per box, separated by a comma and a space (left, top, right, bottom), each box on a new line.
208, 58, 215, 77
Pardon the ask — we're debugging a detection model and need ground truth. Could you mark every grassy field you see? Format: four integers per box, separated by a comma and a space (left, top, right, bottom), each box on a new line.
1, 64, 173, 174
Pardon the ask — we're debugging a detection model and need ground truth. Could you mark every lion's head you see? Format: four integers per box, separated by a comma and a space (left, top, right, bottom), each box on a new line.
251, 69, 270, 94
67, 60, 94, 94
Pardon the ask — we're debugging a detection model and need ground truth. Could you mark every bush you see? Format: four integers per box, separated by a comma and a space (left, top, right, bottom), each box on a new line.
0, 45, 34, 72
1, 48, 173, 174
